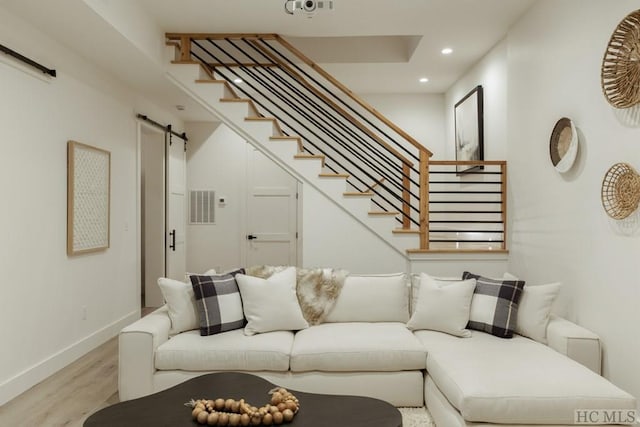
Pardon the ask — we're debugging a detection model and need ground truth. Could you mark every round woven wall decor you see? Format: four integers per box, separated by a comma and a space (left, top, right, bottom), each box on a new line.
601, 163, 640, 219
601, 9, 640, 109
549, 117, 578, 173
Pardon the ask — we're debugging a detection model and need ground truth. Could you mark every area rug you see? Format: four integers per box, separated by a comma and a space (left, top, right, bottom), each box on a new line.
399, 407, 436, 426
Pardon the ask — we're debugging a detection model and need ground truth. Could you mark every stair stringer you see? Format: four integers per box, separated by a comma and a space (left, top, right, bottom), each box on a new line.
165, 63, 418, 256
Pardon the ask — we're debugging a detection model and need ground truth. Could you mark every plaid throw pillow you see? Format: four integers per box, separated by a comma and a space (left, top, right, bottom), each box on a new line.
190, 268, 246, 336
462, 271, 525, 338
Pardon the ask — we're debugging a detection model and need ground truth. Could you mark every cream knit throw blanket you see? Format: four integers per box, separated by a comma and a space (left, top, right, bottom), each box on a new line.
245, 265, 348, 325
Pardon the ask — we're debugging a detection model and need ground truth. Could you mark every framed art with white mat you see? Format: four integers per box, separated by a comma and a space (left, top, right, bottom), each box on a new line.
67, 140, 111, 255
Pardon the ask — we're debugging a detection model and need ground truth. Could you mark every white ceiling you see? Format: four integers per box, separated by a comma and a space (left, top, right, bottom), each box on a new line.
2, 0, 535, 121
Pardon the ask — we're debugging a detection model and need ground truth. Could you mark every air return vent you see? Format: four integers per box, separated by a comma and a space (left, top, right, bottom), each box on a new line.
189, 190, 215, 224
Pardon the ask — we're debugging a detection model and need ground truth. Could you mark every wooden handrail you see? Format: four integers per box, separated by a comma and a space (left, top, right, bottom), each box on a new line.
166, 33, 278, 40
429, 160, 507, 166
274, 35, 432, 159
247, 40, 413, 167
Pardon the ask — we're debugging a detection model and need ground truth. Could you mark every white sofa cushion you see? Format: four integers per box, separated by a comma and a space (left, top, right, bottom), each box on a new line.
325, 273, 408, 322
155, 329, 293, 372
157, 278, 199, 335
504, 273, 561, 344
517, 282, 561, 343
414, 330, 636, 424
407, 273, 476, 337
290, 322, 426, 372
236, 267, 309, 336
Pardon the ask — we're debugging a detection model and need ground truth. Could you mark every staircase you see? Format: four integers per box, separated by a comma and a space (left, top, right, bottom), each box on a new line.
164, 34, 507, 255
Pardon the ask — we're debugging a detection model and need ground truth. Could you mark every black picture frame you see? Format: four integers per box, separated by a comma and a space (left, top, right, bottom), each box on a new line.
454, 85, 484, 174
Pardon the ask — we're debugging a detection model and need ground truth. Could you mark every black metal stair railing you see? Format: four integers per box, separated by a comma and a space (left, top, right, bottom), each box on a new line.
426, 161, 506, 251
166, 33, 508, 251
187, 36, 423, 227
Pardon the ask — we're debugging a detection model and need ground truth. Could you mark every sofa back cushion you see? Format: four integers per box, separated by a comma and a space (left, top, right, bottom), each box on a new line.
407, 273, 476, 337
158, 277, 199, 335
325, 273, 408, 322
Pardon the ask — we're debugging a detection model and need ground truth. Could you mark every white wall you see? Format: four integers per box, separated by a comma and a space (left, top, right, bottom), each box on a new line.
505, 0, 640, 403
0, 5, 181, 404
449, 0, 640, 403
301, 185, 407, 273
445, 38, 508, 161
186, 122, 246, 273
363, 93, 446, 158
186, 122, 407, 274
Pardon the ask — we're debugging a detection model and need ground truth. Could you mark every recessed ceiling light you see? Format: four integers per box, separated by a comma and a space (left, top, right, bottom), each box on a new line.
441, 47, 453, 55
233, 78, 243, 84
419, 77, 429, 83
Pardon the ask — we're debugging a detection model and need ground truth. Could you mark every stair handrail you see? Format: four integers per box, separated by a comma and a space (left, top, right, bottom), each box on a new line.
166, 32, 434, 249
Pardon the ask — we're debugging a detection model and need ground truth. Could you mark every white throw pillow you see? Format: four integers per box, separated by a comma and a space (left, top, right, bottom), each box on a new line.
236, 267, 309, 336
407, 273, 476, 337
157, 277, 199, 335
410, 274, 461, 315
325, 273, 408, 322
505, 273, 561, 344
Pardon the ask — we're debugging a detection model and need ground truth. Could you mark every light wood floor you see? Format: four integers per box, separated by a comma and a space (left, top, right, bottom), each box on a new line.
0, 337, 119, 427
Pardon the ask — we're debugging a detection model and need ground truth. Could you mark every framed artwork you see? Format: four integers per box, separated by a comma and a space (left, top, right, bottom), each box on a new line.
454, 85, 484, 173
67, 140, 111, 255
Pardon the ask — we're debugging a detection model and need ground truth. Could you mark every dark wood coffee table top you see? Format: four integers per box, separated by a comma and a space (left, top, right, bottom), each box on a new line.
85, 372, 402, 427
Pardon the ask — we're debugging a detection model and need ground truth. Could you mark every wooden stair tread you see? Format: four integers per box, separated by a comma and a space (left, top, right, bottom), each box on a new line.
343, 191, 373, 197
294, 154, 324, 160
270, 136, 301, 140
319, 173, 349, 178
245, 117, 277, 122
368, 211, 399, 216
171, 60, 199, 64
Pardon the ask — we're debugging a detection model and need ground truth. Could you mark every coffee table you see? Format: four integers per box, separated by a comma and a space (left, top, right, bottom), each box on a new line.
84, 372, 402, 426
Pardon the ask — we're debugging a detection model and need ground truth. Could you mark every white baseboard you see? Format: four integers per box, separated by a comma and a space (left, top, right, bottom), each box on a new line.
0, 309, 140, 406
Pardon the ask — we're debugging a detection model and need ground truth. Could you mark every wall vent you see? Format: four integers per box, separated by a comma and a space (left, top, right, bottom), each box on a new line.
189, 190, 215, 224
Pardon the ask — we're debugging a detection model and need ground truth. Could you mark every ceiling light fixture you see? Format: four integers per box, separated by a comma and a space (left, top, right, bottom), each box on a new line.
441, 47, 453, 55
233, 78, 243, 84
419, 77, 429, 83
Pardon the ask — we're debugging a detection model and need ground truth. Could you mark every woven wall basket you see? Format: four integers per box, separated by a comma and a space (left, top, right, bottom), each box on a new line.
601, 9, 640, 109
601, 163, 640, 219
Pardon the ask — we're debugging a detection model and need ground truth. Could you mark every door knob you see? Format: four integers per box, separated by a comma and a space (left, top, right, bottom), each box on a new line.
247, 234, 257, 240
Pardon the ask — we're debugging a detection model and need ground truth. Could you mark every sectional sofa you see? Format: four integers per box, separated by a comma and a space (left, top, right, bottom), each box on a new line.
119, 268, 636, 426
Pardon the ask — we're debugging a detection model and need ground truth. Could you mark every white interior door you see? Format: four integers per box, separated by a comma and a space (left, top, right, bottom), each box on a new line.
246, 146, 298, 266
166, 134, 187, 280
